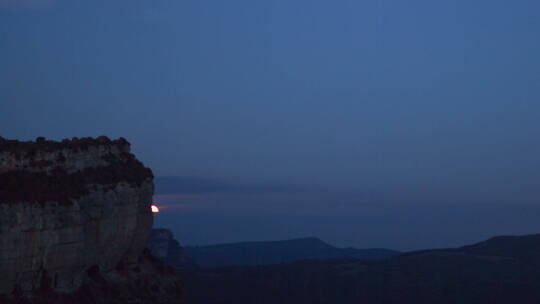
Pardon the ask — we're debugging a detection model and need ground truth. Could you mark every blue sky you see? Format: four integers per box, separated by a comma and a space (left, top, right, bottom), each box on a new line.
1, 0, 540, 250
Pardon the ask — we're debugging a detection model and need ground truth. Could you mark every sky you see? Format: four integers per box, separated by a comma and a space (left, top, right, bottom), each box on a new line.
1, 0, 540, 250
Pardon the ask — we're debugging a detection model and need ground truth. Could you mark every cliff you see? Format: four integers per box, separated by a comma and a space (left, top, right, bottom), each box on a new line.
0, 136, 182, 303
147, 229, 198, 272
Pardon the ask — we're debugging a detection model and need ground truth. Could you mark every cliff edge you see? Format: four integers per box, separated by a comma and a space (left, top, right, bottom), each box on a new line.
0, 136, 182, 303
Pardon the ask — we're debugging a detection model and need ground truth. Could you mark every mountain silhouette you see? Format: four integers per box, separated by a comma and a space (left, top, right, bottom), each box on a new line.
183, 233, 540, 304
184, 237, 400, 267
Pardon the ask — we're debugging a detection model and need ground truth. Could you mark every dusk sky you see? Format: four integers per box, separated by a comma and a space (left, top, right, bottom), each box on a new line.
1, 0, 540, 250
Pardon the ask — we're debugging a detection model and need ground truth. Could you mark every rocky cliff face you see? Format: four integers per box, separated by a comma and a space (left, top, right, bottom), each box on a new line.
147, 229, 198, 272
148, 229, 176, 260
0, 137, 182, 303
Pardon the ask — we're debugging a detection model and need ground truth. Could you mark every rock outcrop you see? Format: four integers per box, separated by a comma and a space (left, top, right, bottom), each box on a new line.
0, 137, 182, 303
147, 229, 198, 272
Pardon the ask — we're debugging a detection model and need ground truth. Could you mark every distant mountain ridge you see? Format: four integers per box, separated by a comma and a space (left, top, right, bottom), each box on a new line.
184, 237, 400, 267
184, 233, 540, 304
403, 234, 540, 263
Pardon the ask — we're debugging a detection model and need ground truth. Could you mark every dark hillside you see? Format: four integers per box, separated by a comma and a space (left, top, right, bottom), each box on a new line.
183, 234, 540, 304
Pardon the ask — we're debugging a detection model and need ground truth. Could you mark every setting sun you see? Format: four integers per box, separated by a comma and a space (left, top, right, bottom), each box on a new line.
150, 204, 160, 213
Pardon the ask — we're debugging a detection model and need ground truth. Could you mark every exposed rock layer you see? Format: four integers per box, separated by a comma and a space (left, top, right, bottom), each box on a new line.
0, 137, 181, 303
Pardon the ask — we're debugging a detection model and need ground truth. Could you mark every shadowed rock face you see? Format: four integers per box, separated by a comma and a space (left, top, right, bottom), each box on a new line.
0, 136, 153, 205
0, 137, 182, 303
147, 229, 199, 272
